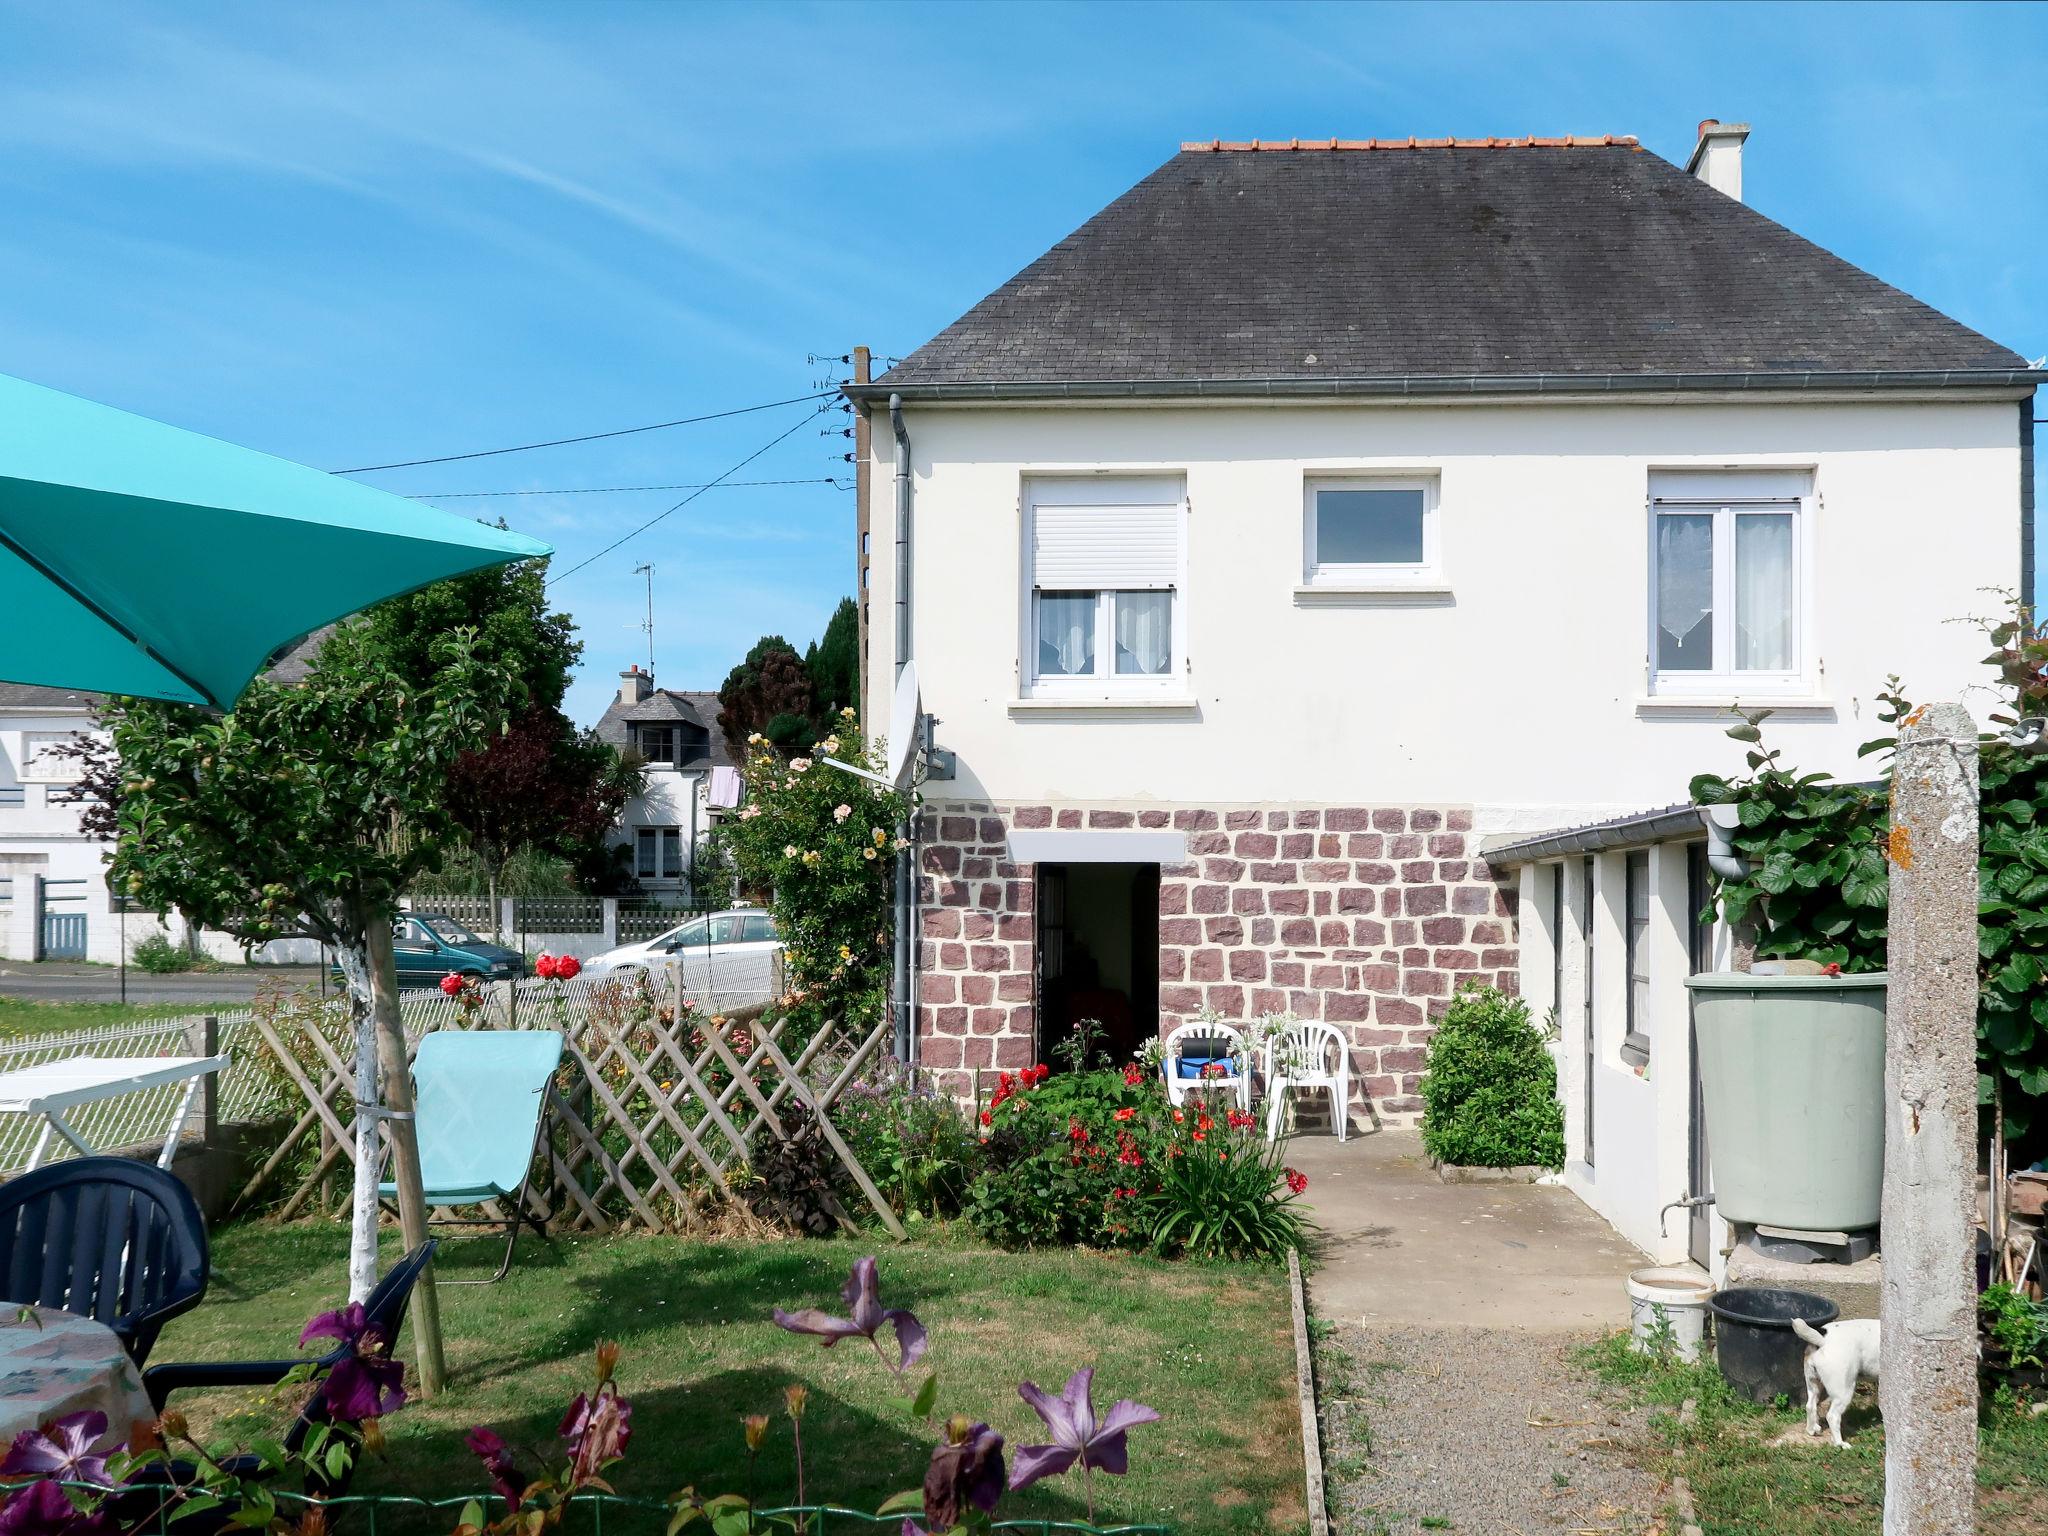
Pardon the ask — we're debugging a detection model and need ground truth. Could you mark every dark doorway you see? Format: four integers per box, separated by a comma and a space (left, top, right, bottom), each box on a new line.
1686, 843, 1715, 1268
1036, 862, 1159, 1068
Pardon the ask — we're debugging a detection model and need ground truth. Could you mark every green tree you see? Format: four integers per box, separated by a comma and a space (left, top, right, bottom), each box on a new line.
331, 555, 639, 910
107, 629, 519, 1379
805, 597, 861, 721
718, 636, 816, 751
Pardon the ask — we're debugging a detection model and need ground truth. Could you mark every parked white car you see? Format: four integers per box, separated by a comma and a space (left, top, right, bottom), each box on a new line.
582, 906, 784, 1005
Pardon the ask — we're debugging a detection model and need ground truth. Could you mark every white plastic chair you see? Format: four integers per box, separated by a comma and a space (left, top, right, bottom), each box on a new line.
1263, 1020, 1351, 1142
1159, 1021, 1252, 1113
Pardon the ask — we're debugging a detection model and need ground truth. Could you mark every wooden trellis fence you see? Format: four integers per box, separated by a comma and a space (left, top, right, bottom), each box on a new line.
234, 970, 903, 1238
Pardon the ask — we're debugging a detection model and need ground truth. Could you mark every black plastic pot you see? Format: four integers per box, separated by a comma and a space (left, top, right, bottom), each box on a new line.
1708, 1287, 1839, 1404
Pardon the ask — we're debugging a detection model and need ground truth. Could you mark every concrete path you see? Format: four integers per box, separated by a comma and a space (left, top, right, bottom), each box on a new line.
1289, 1126, 1645, 1331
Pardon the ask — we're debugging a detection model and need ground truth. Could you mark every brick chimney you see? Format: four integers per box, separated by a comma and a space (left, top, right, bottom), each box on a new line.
619, 664, 653, 705
1686, 118, 1750, 202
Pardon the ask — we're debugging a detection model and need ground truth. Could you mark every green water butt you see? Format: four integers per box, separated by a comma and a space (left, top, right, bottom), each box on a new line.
1686, 971, 1887, 1232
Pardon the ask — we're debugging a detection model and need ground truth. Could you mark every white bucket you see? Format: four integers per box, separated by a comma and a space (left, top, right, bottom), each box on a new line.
1627, 1266, 1715, 1362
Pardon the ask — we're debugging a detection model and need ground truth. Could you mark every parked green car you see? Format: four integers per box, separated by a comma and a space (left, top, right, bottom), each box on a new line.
332, 913, 527, 989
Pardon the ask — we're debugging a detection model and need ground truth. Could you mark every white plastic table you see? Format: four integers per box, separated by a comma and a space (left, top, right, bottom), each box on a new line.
0, 1054, 230, 1170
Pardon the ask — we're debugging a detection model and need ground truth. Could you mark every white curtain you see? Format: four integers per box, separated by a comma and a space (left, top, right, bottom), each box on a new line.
1037, 592, 1095, 675
1114, 590, 1171, 675
1655, 514, 1714, 671
1735, 514, 1794, 671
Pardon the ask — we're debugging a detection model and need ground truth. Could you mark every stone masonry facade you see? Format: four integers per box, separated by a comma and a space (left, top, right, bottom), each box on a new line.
913, 801, 1518, 1123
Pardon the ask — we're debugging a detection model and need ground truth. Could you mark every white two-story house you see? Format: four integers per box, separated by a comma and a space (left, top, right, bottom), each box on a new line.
592, 665, 742, 902
849, 121, 2035, 1261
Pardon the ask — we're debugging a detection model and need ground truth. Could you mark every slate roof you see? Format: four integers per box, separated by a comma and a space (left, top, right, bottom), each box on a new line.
0, 682, 95, 712
864, 140, 2028, 396
592, 688, 738, 772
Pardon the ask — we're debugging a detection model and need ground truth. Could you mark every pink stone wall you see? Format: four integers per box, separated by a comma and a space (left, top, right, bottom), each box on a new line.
914, 801, 1518, 1123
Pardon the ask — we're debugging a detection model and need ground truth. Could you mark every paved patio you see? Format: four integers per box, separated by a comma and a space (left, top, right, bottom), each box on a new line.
1289, 1126, 1645, 1330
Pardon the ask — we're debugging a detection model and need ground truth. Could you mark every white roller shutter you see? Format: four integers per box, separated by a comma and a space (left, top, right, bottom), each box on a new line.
1027, 478, 1182, 591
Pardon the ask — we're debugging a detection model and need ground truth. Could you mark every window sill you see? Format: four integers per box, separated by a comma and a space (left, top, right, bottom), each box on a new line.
1008, 695, 1200, 718
1293, 582, 1454, 607
1635, 695, 1836, 719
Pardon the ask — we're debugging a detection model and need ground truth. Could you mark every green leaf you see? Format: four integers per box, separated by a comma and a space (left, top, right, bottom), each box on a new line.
877, 1490, 927, 1515
911, 1371, 940, 1418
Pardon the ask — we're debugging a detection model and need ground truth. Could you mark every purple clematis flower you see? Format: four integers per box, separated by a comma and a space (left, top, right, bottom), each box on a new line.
300, 1303, 407, 1423
560, 1385, 633, 1489
772, 1256, 928, 1377
0, 1478, 117, 1536
465, 1427, 525, 1507
0, 1410, 111, 1487
1011, 1368, 1160, 1511
923, 1418, 1006, 1529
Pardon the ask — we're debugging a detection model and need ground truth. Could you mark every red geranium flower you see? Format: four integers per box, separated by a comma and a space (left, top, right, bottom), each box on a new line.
1113, 1107, 1136, 1122
555, 954, 582, 981
439, 972, 465, 997
1123, 1064, 1144, 1086
980, 1111, 992, 1126
1285, 1167, 1309, 1196
536, 952, 559, 979
1171, 1109, 1184, 1123
1190, 1130, 1206, 1142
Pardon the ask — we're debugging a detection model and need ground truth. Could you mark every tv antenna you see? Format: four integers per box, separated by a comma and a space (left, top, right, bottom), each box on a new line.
632, 562, 655, 675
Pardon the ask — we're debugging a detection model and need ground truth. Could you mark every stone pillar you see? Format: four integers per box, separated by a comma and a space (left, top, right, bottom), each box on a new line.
1881, 702, 1978, 1536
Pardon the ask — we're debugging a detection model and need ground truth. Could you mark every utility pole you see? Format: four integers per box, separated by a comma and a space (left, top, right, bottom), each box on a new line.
1881, 701, 1979, 1536
632, 562, 655, 676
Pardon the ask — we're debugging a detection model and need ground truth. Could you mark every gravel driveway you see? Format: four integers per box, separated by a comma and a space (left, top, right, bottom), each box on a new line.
1317, 1321, 1668, 1536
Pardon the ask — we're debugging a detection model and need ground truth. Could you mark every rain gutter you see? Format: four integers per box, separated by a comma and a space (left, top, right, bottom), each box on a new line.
889, 394, 916, 1063
845, 368, 2046, 406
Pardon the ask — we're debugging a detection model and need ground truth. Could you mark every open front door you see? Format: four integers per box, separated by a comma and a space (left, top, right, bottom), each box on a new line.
1036, 864, 1067, 1064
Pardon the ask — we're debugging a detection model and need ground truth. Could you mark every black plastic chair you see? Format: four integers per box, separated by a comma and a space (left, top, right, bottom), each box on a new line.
0, 1156, 208, 1364
123, 1242, 439, 1531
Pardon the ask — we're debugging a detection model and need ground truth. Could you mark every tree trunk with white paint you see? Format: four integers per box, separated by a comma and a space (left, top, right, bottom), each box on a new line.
1881, 701, 1979, 1536
334, 939, 383, 1307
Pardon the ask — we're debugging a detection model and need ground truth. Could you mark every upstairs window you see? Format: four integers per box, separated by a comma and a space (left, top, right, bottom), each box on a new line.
636, 725, 678, 766
1023, 477, 1184, 693
1304, 476, 1439, 586
1650, 471, 1808, 690
18, 733, 81, 783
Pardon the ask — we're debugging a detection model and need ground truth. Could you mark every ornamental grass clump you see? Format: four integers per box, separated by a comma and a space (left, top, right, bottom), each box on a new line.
1419, 982, 1565, 1170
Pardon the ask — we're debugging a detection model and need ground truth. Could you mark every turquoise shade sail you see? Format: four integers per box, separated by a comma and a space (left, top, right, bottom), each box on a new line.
0, 371, 551, 708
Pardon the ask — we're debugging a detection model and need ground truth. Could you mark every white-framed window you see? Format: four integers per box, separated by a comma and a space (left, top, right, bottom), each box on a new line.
1649, 470, 1810, 692
1303, 475, 1439, 586
18, 733, 81, 783
1022, 476, 1185, 695
635, 827, 684, 880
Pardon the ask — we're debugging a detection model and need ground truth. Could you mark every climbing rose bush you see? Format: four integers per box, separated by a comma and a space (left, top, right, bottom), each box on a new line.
715, 712, 913, 1027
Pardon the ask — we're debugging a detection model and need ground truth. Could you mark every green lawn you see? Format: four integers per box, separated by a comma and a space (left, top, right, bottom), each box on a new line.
0, 997, 233, 1037
153, 1222, 1306, 1535
1579, 1332, 2047, 1534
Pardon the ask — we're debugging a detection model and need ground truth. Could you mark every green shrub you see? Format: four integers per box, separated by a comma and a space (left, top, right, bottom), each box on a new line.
965, 1063, 1308, 1262
829, 1059, 981, 1220
131, 932, 195, 974
1419, 983, 1565, 1169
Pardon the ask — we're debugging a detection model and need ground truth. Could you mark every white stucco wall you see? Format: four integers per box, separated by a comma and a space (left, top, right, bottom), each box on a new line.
608, 766, 709, 893
865, 394, 2024, 823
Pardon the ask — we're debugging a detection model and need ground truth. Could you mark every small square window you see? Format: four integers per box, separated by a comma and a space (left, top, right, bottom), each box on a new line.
1305, 478, 1439, 585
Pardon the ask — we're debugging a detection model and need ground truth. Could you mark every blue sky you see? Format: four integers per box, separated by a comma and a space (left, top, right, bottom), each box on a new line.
2, 1, 2042, 726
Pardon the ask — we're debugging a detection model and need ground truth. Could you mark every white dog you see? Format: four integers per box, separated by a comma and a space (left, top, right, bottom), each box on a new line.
1792, 1316, 1881, 1447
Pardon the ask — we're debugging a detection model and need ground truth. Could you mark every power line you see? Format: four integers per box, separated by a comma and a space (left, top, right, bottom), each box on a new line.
546, 405, 832, 585
405, 476, 850, 500
333, 390, 839, 474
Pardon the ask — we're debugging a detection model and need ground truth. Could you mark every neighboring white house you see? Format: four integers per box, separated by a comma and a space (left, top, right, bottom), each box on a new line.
848, 122, 2035, 1256
591, 665, 742, 904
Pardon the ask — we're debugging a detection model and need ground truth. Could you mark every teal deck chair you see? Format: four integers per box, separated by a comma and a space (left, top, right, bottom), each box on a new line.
380, 1030, 563, 1284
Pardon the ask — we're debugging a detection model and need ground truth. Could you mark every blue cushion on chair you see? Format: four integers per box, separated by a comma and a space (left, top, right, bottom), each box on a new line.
1175, 1054, 1237, 1079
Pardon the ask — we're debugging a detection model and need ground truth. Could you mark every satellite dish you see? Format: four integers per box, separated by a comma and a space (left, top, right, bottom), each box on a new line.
885, 660, 921, 790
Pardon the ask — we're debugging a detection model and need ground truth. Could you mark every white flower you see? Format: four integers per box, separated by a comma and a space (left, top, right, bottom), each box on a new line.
784, 844, 799, 858
739, 804, 761, 820
790, 757, 812, 772
863, 846, 878, 860
833, 804, 853, 823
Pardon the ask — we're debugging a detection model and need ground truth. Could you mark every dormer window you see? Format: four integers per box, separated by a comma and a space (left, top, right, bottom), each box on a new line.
637, 725, 679, 766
